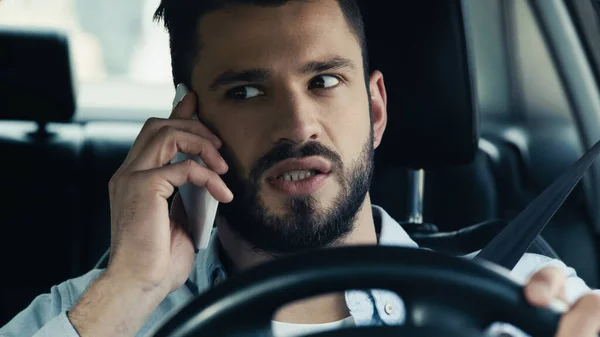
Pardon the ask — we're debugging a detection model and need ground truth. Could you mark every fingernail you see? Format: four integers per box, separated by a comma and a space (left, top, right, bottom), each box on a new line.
172, 83, 189, 109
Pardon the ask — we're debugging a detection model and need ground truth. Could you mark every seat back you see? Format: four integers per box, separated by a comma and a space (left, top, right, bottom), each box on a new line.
360, 0, 478, 170
0, 28, 81, 325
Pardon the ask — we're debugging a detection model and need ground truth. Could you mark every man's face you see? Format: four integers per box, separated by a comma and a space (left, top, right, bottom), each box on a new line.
191, 0, 380, 254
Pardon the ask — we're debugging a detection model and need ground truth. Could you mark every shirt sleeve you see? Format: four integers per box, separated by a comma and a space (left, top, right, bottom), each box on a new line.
511, 253, 593, 303
0, 269, 103, 337
31, 312, 80, 337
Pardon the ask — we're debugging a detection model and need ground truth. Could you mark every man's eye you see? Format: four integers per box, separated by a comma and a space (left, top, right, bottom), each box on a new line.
310, 75, 341, 89
226, 86, 264, 100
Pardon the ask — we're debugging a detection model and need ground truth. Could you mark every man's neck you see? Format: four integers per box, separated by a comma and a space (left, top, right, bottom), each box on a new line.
216, 196, 378, 324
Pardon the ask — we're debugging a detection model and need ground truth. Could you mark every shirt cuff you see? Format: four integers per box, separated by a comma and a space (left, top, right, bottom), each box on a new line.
33, 311, 80, 337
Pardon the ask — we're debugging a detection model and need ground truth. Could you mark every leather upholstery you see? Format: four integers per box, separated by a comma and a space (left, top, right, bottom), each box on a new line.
0, 122, 83, 325
360, 0, 478, 169
0, 28, 75, 122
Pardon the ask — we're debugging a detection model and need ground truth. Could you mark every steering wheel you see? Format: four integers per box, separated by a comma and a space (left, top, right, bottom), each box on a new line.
151, 246, 561, 337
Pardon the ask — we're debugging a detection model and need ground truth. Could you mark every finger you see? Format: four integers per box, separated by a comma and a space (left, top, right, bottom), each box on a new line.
181, 119, 222, 149
131, 126, 228, 173
123, 119, 223, 167
145, 119, 221, 149
555, 293, 600, 337
524, 266, 567, 307
169, 85, 222, 147
143, 159, 234, 203
170, 83, 196, 120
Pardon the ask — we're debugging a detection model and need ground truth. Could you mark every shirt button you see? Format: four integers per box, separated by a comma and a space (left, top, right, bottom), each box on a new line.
384, 302, 394, 315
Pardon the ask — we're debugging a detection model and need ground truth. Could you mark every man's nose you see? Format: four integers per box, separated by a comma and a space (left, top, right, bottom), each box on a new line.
268, 94, 323, 145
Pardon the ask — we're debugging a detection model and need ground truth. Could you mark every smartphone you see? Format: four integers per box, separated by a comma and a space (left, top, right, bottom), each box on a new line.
171, 86, 219, 251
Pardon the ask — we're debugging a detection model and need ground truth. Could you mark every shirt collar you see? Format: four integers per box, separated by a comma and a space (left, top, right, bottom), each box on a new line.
373, 204, 419, 248
194, 205, 419, 288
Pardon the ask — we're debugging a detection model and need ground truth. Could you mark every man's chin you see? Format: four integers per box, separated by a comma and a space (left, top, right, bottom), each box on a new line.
220, 186, 365, 256
259, 193, 339, 217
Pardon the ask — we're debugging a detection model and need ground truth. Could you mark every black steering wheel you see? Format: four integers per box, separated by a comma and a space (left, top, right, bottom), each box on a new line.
152, 246, 561, 337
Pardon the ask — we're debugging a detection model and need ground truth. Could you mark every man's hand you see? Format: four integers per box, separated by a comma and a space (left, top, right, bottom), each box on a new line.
105, 86, 232, 294
525, 266, 600, 337
68, 85, 233, 337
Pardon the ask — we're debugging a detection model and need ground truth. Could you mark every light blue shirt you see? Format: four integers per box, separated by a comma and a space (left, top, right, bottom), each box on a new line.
0, 205, 595, 336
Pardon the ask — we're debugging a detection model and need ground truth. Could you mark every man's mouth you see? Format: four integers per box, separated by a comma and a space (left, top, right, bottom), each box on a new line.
266, 157, 332, 196
276, 169, 321, 181
266, 157, 332, 181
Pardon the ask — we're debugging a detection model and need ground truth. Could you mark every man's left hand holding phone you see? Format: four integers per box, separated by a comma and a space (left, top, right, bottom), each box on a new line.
67, 84, 233, 337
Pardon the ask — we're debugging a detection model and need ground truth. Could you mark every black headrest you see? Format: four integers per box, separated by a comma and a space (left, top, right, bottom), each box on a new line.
360, 0, 478, 169
0, 27, 75, 122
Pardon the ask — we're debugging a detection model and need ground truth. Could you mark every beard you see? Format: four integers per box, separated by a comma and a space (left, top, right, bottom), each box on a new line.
216, 127, 375, 256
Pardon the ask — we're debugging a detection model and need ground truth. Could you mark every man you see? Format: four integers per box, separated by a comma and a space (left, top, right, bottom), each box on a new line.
1, 0, 600, 336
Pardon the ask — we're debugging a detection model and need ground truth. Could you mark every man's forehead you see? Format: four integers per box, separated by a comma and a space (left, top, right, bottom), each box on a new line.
192, 0, 362, 85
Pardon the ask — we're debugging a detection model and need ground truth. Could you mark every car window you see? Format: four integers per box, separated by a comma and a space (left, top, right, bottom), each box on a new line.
508, 0, 573, 122
0, 0, 174, 120
568, 0, 600, 97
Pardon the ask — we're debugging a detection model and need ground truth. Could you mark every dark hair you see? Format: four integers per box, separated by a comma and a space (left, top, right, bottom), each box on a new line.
154, 0, 369, 89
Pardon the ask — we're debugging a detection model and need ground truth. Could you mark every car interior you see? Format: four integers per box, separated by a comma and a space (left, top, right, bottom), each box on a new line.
2, 0, 600, 334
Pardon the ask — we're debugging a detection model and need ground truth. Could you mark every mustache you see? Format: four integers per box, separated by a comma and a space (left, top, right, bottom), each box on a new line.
249, 142, 343, 184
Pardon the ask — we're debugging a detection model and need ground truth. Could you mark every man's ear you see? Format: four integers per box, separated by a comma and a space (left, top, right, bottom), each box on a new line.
369, 70, 387, 149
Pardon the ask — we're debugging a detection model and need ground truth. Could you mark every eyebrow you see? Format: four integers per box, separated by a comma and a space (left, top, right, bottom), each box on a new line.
208, 56, 356, 91
300, 57, 356, 74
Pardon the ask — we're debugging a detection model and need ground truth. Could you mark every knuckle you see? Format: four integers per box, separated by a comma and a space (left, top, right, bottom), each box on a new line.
156, 126, 180, 160
143, 117, 163, 130
109, 172, 124, 190
184, 159, 196, 171
183, 159, 213, 178
529, 273, 551, 286
206, 170, 219, 182
197, 138, 213, 153
108, 175, 118, 192
157, 124, 178, 138
128, 170, 145, 184
207, 171, 222, 186
531, 267, 563, 284
178, 159, 196, 180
